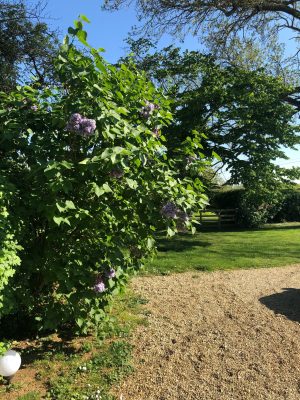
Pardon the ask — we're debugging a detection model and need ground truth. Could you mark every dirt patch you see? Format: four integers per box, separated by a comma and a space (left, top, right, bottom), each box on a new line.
115, 265, 300, 400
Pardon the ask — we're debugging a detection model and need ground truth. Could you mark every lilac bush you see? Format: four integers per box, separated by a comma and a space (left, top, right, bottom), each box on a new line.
0, 19, 207, 334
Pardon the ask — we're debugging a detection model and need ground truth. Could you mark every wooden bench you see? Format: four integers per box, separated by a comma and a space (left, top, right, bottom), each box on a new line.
198, 209, 237, 229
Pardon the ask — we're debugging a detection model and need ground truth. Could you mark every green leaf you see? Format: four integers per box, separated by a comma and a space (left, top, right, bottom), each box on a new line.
79, 14, 90, 23
79, 158, 90, 165
102, 183, 112, 193
53, 216, 71, 226
74, 20, 83, 30
56, 202, 65, 213
212, 151, 222, 161
167, 227, 176, 237
67, 27, 77, 35
77, 30, 89, 47
147, 237, 155, 250
92, 182, 112, 197
93, 183, 105, 197
65, 200, 75, 209
76, 318, 84, 328
126, 178, 138, 189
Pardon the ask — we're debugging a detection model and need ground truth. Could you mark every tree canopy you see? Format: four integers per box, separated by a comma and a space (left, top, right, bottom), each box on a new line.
104, 0, 300, 42
124, 43, 300, 185
121, 43, 300, 226
105, 1, 300, 109
0, 0, 59, 91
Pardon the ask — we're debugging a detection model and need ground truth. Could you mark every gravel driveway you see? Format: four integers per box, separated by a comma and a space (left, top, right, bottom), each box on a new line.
116, 265, 300, 400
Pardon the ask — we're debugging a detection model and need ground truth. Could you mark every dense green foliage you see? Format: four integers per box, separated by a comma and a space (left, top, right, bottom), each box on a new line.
0, 19, 207, 335
274, 189, 300, 222
211, 186, 300, 226
0, 178, 21, 315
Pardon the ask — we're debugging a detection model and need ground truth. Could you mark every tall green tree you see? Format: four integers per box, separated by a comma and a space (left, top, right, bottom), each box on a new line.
122, 43, 300, 225
105, 0, 300, 109
104, 0, 300, 43
0, 0, 59, 91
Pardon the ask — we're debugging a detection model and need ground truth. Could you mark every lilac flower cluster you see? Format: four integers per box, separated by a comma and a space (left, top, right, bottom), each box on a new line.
30, 105, 38, 111
161, 202, 189, 223
93, 268, 116, 293
109, 168, 124, 179
160, 202, 178, 219
177, 210, 189, 222
93, 277, 106, 293
66, 113, 96, 137
140, 101, 159, 119
106, 268, 116, 279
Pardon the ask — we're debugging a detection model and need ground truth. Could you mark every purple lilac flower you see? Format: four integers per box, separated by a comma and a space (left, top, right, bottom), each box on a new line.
109, 168, 124, 179
66, 113, 96, 136
106, 268, 116, 279
80, 118, 97, 136
66, 113, 83, 133
161, 202, 178, 219
140, 101, 156, 119
31, 105, 38, 111
69, 113, 82, 125
177, 210, 189, 222
93, 278, 106, 293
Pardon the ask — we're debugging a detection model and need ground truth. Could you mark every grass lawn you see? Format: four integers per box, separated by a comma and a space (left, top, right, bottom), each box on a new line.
0, 291, 149, 400
145, 222, 300, 275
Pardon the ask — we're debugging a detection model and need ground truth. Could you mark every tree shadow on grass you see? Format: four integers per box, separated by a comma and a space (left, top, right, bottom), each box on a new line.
198, 223, 300, 233
157, 237, 212, 252
259, 288, 300, 323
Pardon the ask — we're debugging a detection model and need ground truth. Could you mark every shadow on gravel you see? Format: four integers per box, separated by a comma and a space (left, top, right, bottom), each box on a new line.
260, 288, 300, 323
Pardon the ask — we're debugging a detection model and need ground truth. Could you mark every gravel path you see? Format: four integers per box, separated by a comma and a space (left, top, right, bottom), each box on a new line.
116, 265, 300, 400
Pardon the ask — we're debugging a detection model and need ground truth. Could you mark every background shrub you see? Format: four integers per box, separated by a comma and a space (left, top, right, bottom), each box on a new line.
210, 187, 244, 210
273, 189, 300, 222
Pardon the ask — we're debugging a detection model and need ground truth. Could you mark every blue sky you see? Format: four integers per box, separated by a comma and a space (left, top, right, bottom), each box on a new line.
44, 0, 300, 170
45, 0, 201, 63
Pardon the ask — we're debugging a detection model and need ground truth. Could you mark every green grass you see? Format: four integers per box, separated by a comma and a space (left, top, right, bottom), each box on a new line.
16, 393, 40, 400
1, 290, 148, 400
145, 223, 300, 275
